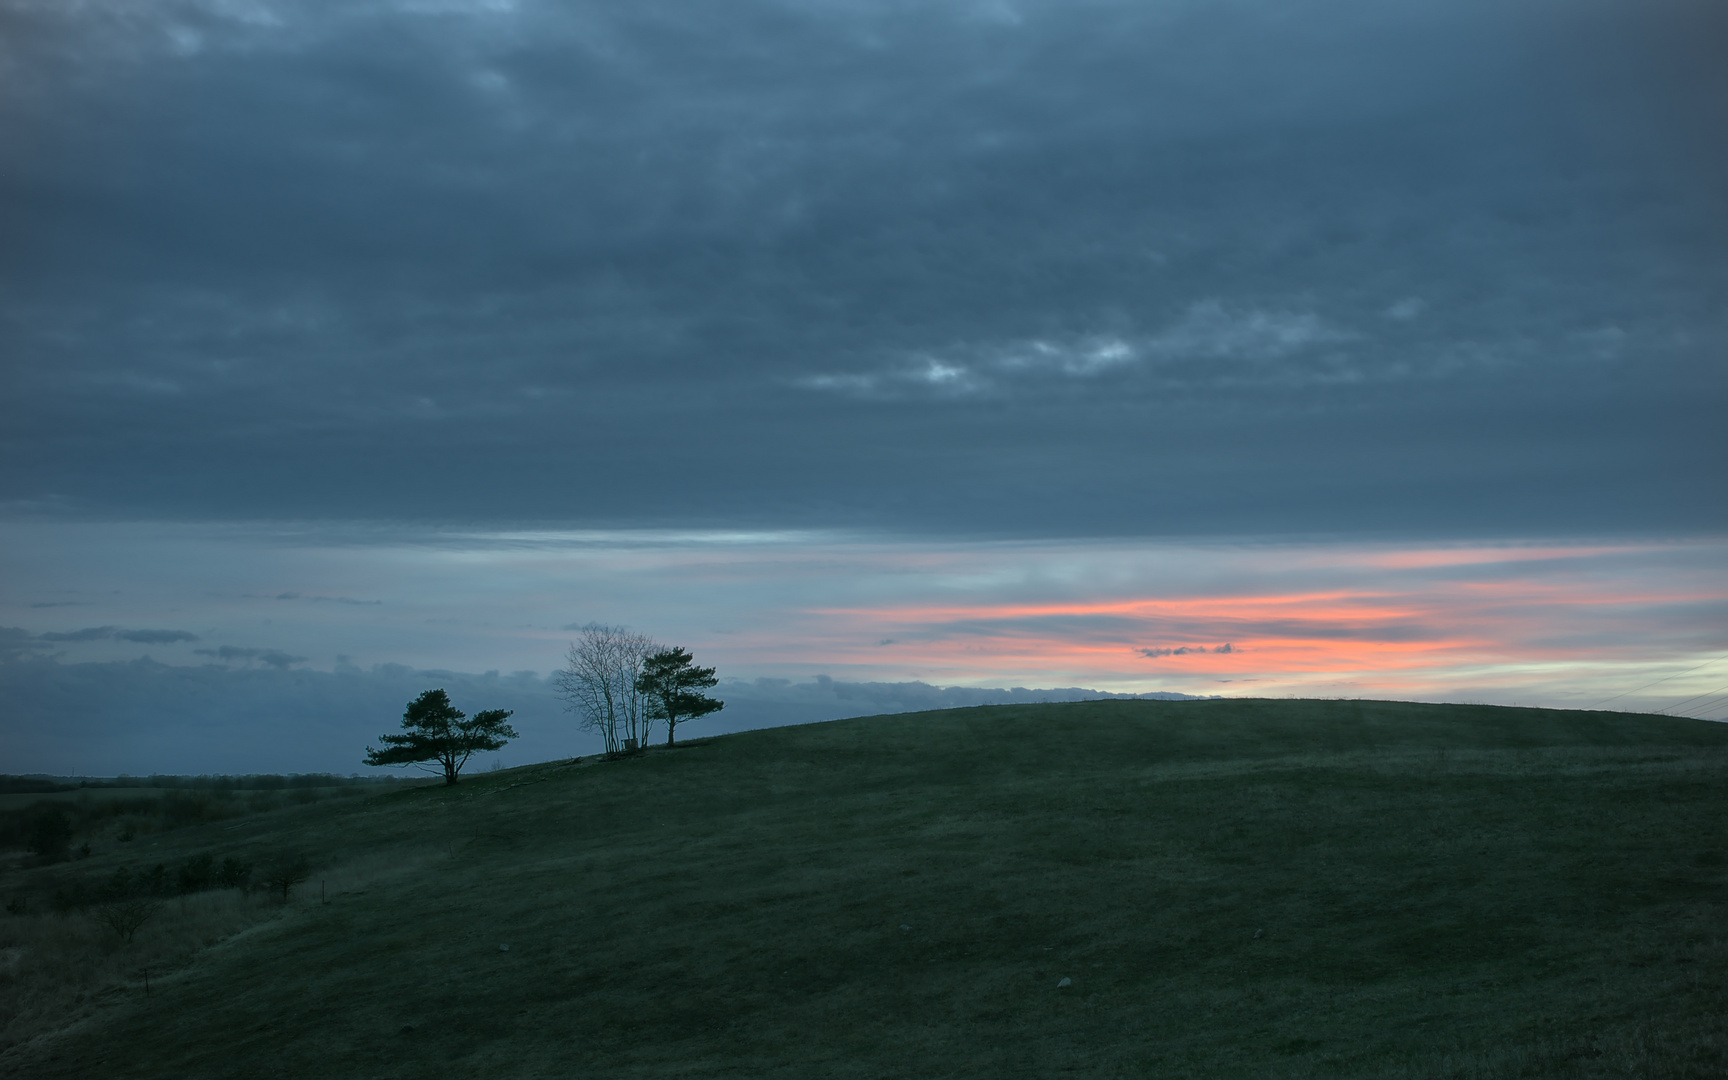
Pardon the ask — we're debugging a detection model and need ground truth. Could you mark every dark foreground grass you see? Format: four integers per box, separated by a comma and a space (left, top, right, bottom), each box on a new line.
5, 699, 1726, 1078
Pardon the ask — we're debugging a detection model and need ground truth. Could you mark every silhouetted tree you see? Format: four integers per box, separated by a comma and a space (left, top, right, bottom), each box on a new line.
555, 625, 659, 755
95, 897, 158, 942
93, 866, 159, 941
262, 854, 310, 901
364, 689, 518, 784
175, 853, 215, 893
636, 647, 724, 747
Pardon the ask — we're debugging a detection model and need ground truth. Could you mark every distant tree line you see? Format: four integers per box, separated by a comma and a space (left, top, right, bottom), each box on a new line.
12, 846, 312, 932
0, 773, 413, 794
2, 786, 383, 865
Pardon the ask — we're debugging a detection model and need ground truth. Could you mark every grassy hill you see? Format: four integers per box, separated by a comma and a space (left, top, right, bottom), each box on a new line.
4, 699, 1726, 1078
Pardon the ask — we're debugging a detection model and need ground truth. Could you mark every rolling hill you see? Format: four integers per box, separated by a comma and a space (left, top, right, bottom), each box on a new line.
4, 698, 1726, 1078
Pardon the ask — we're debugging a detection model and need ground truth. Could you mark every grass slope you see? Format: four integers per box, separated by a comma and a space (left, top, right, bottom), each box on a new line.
8, 699, 1728, 1078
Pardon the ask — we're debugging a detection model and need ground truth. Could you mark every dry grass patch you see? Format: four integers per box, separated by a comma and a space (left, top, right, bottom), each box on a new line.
0, 888, 276, 1064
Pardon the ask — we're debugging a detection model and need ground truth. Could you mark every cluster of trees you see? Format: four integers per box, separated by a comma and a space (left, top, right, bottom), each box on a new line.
49, 852, 258, 915
0, 773, 400, 793
363, 626, 721, 782
5, 786, 384, 865
555, 624, 723, 754
36, 851, 309, 943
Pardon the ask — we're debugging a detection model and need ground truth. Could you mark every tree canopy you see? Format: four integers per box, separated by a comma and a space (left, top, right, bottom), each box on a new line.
636, 647, 723, 747
364, 689, 517, 785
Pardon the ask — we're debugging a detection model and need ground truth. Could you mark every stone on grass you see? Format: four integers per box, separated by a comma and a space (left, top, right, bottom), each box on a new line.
1057, 977, 1072, 988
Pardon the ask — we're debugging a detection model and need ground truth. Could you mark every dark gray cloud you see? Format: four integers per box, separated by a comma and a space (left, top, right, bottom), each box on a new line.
37, 626, 123, 643
193, 645, 309, 668
0, 627, 50, 664
1, 0, 1723, 537
38, 625, 201, 644
118, 628, 202, 644
1140, 644, 1235, 658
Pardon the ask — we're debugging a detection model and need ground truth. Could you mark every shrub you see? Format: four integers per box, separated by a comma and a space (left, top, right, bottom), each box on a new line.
98, 864, 169, 903
99, 867, 135, 903
177, 853, 215, 894
158, 790, 242, 828
93, 897, 159, 943
215, 856, 253, 891
262, 855, 310, 901
25, 806, 74, 864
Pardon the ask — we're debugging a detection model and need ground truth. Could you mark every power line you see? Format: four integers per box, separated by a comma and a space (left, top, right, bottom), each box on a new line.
1667, 688, 1728, 720
1585, 651, 1728, 710
1670, 700, 1726, 720
1663, 679, 1728, 715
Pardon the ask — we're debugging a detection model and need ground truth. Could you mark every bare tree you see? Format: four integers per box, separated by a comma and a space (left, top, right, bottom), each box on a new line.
94, 897, 159, 943
262, 854, 311, 901
555, 624, 660, 755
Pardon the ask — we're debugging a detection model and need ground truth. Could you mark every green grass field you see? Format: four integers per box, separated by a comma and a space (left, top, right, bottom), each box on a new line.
4, 699, 1726, 1078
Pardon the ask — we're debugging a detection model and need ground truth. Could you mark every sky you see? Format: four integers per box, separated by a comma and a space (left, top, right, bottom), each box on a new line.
2, 0, 1725, 774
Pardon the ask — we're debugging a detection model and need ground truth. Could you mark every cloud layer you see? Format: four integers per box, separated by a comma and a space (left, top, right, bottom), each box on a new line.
1, 0, 1723, 536
39, 626, 200, 644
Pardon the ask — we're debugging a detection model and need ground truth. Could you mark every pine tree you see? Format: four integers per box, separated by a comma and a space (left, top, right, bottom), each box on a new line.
364, 689, 517, 784
635, 648, 724, 747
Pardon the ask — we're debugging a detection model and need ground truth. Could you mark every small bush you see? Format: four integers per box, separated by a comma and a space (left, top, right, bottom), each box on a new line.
93, 897, 159, 943
25, 806, 74, 864
98, 867, 136, 903
158, 790, 242, 828
177, 853, 215, 894
97, 864, 170, 902
262, 855, 310, 902
215, 856, 253, 891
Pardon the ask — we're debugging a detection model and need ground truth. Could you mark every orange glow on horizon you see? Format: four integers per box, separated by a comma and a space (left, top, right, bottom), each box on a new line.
768, 545, 1728, 696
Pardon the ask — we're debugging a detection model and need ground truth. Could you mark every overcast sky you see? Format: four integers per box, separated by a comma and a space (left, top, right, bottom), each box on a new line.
2, 0, 1724, 773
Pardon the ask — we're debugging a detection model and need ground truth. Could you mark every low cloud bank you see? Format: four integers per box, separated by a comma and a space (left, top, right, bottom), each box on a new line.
38, 626, 201, 645
0, 652, 1205, 776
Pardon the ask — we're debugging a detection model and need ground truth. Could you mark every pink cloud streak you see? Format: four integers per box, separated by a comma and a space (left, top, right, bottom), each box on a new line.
765, 541, 1727, 704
